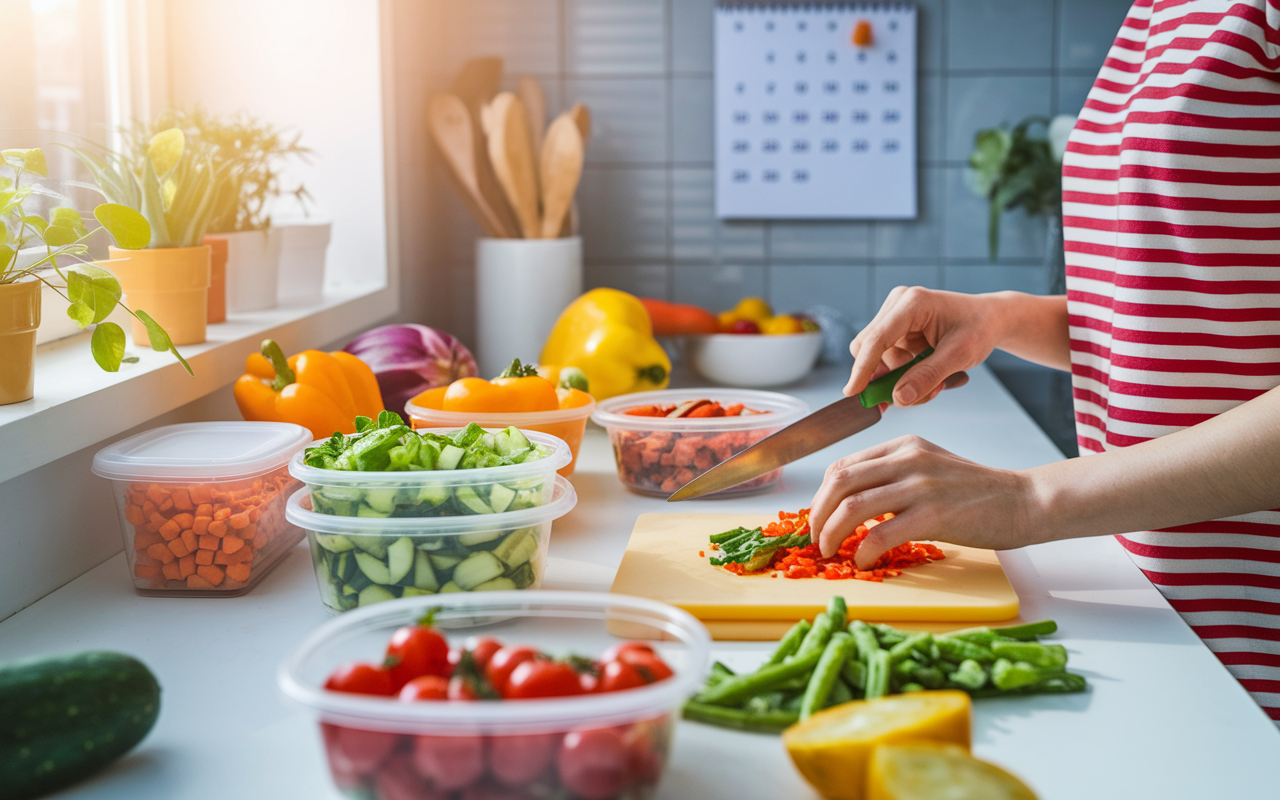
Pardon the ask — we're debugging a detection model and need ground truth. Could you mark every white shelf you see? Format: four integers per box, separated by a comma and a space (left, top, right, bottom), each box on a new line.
0, 284, 396, 485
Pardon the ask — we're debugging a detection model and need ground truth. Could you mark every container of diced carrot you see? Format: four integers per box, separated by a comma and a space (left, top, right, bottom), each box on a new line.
93, 421, 313, 596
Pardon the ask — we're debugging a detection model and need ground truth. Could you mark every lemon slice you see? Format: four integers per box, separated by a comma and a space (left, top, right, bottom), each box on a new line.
782, 691, 971, 800
868, 743, 1039, 800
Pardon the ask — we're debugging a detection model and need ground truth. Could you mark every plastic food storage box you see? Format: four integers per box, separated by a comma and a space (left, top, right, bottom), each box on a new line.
591, 388, 809, 497
287, 476, 576, 612
404, 401, 595, 478
289, 428, 571, 519
277, 591, 711, 800
92, 422, 311, 596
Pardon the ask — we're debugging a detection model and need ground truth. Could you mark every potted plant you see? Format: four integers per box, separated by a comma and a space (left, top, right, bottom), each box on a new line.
69, 128, 225, 346
0, 148, 191, 405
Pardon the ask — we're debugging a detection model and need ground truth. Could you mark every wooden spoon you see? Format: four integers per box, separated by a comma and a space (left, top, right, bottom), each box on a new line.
486, 92, 542, 239
517, 76, 548, 162
568, 102, 592, 143
450, 58, 521, 238
539, 113, 584, 239
427, 93, 510, 238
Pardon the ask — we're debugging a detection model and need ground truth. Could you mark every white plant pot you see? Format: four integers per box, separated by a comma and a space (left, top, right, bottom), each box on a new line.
475, 237, 583, 377
221, 228, 283, 313
275, 220, 331, 306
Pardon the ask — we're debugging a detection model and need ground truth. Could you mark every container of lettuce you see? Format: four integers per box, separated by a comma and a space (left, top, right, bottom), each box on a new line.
285, 475, 575, 611
288, 412, 572, 519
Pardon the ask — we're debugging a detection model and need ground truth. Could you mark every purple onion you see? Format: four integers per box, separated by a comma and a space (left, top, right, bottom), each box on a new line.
344, 324, 479, 416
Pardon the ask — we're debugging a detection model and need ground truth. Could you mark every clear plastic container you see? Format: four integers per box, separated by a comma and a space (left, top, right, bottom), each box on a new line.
92, 422, 311, 596
404, 401, 595, 478
592, 388, 809, 497
286, 476, 576, 612
289, 428, 572, 519
277, 591, 711, 800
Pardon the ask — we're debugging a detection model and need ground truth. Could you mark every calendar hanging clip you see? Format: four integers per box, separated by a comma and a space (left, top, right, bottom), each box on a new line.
853, 19, 874, 48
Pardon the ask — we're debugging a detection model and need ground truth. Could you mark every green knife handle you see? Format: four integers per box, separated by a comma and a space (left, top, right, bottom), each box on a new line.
859, 347, 935, 408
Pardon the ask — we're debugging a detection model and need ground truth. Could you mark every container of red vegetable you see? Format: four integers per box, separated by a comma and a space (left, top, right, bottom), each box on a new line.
591, 389, 808, 497
278, 592, 711, 800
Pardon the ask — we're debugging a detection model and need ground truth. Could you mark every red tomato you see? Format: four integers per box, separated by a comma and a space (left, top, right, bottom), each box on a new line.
506, 660, 585, 700
412, 734, 487, 791
624, 723, 665, 785
321, 722, 400, 776
617, 651, 673, 683
489, 732, 559, 786
597, 660, 648, 693
375, 752, 448, 800
578, 669, 600, 694
399, 674, 450, 701
465, 636, 504, 671
448, 674, 479, 701
557, 728, 629, 800
448, 646, 463, 672
385, 624, 451, 689
324, 661, 396, 696
461, 782, 536, 800
485, 646, 540, 695
600, 642, 654, 664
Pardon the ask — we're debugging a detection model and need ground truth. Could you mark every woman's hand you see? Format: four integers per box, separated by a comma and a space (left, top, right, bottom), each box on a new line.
807, 435, 1041, 565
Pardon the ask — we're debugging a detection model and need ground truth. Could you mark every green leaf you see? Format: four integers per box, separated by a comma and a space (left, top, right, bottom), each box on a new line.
134, 308, 172, 352
169, 344, 193, 375
90, 322, 126, 371
66, 265, 123, 326
1, 148, 48, 177
22, 215, 47, 236
43, 207, 87, 247
94, 203, 151, 249
0, 177, 11, 191
0, 244, 13, 272
1, 186, 32, 215
148, 129, 185, 177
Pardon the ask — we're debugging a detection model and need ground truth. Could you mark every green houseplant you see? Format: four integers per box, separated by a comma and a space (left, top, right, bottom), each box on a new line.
0, 147, 191, 405
966, 115, 1069, 261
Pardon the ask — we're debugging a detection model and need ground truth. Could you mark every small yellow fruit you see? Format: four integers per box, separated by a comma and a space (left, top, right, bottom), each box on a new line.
867, 742, 1039, 800
733, 296, 773, 322
761, 315, 805, 335
716, 310, 742, 332
782, 691, 972, 800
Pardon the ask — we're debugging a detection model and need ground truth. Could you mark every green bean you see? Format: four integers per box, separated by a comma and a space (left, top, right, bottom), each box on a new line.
682, 702, 799, 733
826, 595, 848, 628
794, 612, 836, 660
913, 665, 945, 689
992, 641, 1067, 671
864, 649, 891, 700
849, 620, 881, 664
888, 632, 932, 666
746, 692, 787, 714
892, 657, 922, 682
991, 659, 1049, 691
782, 692, 805, 712
764, 619, 811, 667
935, 636, 996, 664
828, 676, 854, 707
774, 676, 809, 692
968, 671, 1087, 697
872, 623, 909, 646
706, 661, 736, 687
900, 682, 925, 693
710, 526, 759, 544
697, 650, 822, 706
841, 658, 866, 691
993, 620, 1058, 640
800, 632, 855, 720
947, 659, 988, 691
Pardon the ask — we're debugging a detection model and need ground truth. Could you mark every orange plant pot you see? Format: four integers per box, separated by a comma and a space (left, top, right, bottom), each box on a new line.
0, 279, 42, 405
108, 245, 211, 347
204, 235, 228, 324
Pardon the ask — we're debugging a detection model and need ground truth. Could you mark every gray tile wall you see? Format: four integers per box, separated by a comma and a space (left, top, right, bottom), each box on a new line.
415, 0, 1133, 334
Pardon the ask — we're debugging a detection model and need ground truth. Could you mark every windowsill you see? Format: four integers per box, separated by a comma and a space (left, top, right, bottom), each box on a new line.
0, 283, 396, 485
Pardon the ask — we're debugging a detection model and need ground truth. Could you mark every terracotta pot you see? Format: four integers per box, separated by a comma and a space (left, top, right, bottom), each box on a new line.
204, 235, 228, 324
0, 279, 42, 405
108, 245, 211, 347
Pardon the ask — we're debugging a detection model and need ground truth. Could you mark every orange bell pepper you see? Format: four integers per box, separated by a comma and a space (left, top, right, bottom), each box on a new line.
233, 339, 384, 439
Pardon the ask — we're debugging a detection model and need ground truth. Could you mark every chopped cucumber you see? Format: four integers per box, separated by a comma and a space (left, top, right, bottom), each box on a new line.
473, 577, 517, 592
436, 445, 465, 470
356, 503, 391, 519
354, 551, 392, 585
510, 562, 536, 589
417, 483, 450, 507
401, 586, 433, 597
452, 551, 505, 590
413, 551, 439, 592
429, 552, 465, 571
353, 537, 388, 559
455, 486, 493, 515
505, 426, 532, 451
488, 484, 516, 513
341, 583, 358, 596
439, 581, 463, 593
315, 533, 355, 552
364, 489, 398, 514
358, 584, 397, 606
416, 538, 446, 551
494, 529, 538, 567
458, 529, 505, 548
387, 537, 415, 585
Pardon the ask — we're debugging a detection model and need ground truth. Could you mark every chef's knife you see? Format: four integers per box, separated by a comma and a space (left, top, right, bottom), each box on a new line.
667, 349, 961, 502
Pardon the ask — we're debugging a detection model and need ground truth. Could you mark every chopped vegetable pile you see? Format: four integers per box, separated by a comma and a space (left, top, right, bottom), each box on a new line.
710, 509, 945, 581
683, 597, 1087, 734
621, 399, 766, 418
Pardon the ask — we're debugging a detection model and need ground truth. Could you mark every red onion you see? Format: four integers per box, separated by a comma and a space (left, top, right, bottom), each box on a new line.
344, 324, 478, 415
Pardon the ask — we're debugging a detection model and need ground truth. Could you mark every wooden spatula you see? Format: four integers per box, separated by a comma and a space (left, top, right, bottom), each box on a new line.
427, 93, 510, 238
486, 92, 542, 239
568, 102, 592, 143
539, 113, 584, 239
450, 58, 520, 238
517, 76, 548, 162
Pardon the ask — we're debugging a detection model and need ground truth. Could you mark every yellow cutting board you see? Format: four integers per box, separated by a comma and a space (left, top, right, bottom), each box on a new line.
610, 513, 1019, 638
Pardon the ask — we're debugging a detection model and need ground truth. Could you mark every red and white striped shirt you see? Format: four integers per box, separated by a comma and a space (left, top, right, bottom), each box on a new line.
1063, 0, 1280, 724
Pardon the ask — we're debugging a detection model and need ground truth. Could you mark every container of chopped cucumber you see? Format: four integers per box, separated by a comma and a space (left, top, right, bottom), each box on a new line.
286, 474, 576, 612
288, 415, 572, 520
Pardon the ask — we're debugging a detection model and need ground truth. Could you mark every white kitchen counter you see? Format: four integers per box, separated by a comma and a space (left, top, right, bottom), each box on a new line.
2, 364, 1276, 799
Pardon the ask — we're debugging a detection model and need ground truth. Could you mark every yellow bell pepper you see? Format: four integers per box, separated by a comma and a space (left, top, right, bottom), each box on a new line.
233, 339, 384, 440
539, 288, 670, 400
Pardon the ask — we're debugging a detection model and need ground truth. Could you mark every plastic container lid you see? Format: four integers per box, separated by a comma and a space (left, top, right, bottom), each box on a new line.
592, 388, 809, 432
92, 422, 312, 481
285, 474, 577, 535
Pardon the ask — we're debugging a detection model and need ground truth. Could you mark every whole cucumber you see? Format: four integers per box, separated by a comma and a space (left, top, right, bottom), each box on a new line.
0, 651, 161, 800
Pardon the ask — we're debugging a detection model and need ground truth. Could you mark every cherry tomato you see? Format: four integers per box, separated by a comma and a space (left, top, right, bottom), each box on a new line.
465, 636, 504, 671
399, 674, 450, 701
557, 728, 629, 800
597, 660, 648, 693
324, 661, 396, 696
321, 722, 400, 776
461, 782, 535, 800
385, 624, 451, 689
489, 732, 559, 786
448, 674, 479, 701
617, 650, 673, 683
600, 641, 654, 664
506, 660, 584, 699
485, 646, 540, 695
412, 734, 487, 791
624, 723, 665, 785
729, 318, 761, 335
578, 669, 600, 694
375, 752, 447, 800
448, 646, 463, 672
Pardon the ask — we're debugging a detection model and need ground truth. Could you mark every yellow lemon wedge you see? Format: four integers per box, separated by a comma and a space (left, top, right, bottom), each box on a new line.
782, 691, 971, 800
868, 743, 1039, 800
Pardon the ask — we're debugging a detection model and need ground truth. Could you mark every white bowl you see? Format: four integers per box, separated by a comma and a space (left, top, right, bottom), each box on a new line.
686, 331, 823, 387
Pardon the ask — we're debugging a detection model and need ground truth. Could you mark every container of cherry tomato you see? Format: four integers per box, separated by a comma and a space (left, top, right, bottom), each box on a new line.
278, 591, 711, 800
591, 389, 808, 497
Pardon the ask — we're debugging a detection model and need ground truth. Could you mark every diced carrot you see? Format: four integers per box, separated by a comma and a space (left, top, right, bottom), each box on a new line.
171, 487, 193, 511
141, 500, 158, 518
134, 549, 160, 567
195, 503, 213, 518
214, 546, 253, 565
124, 505, 145, 526
186, 574, 215, 590
171, 512, 195, 530
158, 496, 174, 513
222, 535, 245, 554
181, 528, 197, 553
145, 484, 167, 506
196, 565, 225, 586
242, 523, 259, 543
158, 519, 182, 541
212, 490, 230, 503
195, 550, 215, 566
225, 563, 252, 583
208, 520, 228, 537
199, 534, 219, 551
162, 562, 182, 581
134, 530, 164, 551
148, 511, 166, 528
189, 484, 213, 505
213, 507, 231, 521
134, 564, 161, 580
192, 515, 211, 535
178, 554, 196, 579
168, 538, 191, 559
228, 511, 251, 530
146, 543, 176, 564
248, 507, 262, 523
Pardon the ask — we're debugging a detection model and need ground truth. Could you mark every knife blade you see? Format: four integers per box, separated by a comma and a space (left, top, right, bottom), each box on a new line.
667, 349, 957, 502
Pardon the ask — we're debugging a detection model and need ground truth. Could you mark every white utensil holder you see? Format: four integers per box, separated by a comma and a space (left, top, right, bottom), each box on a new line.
222, 228, 283, 313
475, 236, 582, 377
